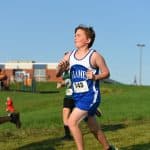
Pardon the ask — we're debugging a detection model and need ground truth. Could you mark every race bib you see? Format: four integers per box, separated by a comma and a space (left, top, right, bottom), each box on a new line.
66, 88, 73, 96
73, 81, 89, 93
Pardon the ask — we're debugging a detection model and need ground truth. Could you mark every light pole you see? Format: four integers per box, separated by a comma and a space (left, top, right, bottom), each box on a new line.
136, 44, 145, 85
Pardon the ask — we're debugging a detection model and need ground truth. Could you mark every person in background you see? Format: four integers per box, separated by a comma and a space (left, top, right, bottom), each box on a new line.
56, 25, 117, 150
0, 69, 9, 90
57, 55, 74, 140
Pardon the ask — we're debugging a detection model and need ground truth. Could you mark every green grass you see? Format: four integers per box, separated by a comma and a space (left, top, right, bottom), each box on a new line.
0, 82, 150, 150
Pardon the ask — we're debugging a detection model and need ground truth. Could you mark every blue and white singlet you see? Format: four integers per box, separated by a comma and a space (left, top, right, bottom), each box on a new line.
69, 49, 101, 112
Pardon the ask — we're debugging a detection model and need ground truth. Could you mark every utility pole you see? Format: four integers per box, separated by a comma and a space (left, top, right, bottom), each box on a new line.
133, 75, 137, 86
136, 44, 145, 85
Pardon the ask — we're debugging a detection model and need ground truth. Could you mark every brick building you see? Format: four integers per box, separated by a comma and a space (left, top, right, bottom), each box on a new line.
0, 61, 62, 83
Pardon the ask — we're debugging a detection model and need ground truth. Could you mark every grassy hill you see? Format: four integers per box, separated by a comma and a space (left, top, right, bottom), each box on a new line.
0, 82, 150, 150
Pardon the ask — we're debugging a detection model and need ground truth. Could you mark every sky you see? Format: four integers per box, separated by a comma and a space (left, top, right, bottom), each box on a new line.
0, 0, 150, 85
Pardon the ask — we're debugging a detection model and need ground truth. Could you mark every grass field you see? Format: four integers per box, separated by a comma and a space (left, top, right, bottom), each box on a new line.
0, 82, 150, 150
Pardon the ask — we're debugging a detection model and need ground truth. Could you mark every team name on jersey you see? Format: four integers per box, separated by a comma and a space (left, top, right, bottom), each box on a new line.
72, 70, 87, 80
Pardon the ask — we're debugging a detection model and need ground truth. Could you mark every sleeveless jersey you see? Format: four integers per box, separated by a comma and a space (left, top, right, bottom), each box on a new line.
69, 49, 101, 110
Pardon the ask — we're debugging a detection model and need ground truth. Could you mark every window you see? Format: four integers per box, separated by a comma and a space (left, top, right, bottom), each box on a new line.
34, 69, 46, 81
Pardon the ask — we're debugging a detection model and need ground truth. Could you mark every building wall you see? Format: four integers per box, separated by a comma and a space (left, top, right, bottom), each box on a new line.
5, 62, 33, 69
0, 62, 62, 83
46, 69, 62, 82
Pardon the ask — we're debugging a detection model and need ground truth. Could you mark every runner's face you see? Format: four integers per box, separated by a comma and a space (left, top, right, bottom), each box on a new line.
74, 29, 90, 49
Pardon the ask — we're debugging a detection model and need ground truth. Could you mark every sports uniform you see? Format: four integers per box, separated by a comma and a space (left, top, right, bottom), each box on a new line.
62, 71, 74, 110
69, 49, 100, 116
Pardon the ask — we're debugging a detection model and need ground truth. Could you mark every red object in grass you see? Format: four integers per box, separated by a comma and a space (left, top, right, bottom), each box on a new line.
6, 97, 15, 113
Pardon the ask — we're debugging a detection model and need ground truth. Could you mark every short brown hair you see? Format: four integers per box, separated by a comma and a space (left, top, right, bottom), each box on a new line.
75, 24, 95, 48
